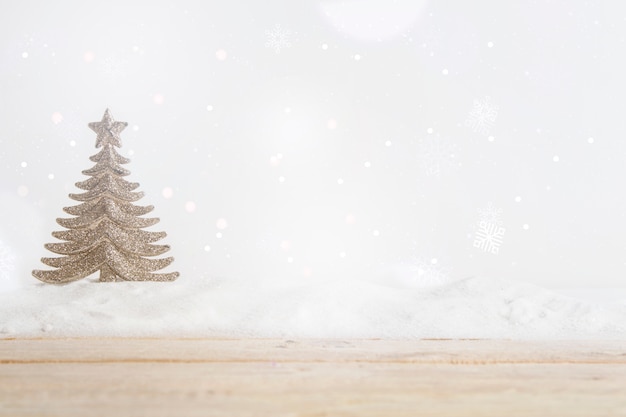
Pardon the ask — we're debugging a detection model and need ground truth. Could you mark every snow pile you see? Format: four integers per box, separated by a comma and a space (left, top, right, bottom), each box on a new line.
1, 274, 625, 339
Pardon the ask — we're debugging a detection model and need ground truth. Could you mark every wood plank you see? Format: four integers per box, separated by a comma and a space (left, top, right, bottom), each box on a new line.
1, 338, 625, 417
2, 338, 625, 364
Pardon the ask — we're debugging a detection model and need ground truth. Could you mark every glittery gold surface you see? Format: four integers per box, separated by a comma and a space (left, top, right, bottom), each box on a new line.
33, 109, 179, 283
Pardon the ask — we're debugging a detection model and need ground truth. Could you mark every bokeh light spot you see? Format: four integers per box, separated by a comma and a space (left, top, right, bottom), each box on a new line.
215, 49, 227, 61
153, 94, 165, 105
162, 187, 173, 199
216, 218, 228, 230
185, 201, 196, 213
51, 112, 63, 125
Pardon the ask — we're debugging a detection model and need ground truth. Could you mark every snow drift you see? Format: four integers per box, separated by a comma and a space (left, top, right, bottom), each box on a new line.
1, 273, 624, 339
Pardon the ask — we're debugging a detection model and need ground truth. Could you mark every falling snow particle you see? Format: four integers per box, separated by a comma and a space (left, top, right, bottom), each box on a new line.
270, 155, 281, 166
515, 196, 522, 203
337, 178, 344, 185
48, 174, 54, 180
487, 41, 494, 48
327, 119, 337, 130
364, 161, 371, 168
279, 176, 285, 183
216, 232, 223, 239
553, 155, 560, 162
442, 68, 449, 75
206, 105, 214, 112
132, 125, 139, 132
488, 135, 495, 142
204, 245, 211, 252
20, 162, 27, 168
372, 230, 380, 237
385, 140, 392, 147
185, 201, 196, 213
339, 251, 346, 258
465, 96, 499, 136
321, 43, 328, 50
427, 128, 433, 134
265, 24, 292, 54
588, 137, 594, 144
354, 54, 361, 61
523, 224, 530, 230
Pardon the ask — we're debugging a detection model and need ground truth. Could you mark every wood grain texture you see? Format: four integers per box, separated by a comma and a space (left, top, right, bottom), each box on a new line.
1, 338, 625, 417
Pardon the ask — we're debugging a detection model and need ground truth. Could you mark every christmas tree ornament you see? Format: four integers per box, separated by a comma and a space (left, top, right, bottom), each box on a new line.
33, 109, 179, 283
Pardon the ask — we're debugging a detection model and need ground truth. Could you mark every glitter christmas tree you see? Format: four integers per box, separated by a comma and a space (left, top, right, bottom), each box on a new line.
33, 109, 179, 283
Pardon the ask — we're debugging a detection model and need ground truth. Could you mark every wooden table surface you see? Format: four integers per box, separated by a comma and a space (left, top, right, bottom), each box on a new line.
1, 338, 625, 416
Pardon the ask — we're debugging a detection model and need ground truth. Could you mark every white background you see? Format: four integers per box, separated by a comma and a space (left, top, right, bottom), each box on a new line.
1, 0, 625, 289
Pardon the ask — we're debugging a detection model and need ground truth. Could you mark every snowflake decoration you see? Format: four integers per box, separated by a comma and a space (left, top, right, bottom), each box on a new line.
472, 202, 505, 254
473, 221, 506, 254
477, 201, 503, 226
0, 240, 15, 282
465, 96, 499, 135
411, 257, 451, 287
265, 24, 292, 54
417, 136, 459, 177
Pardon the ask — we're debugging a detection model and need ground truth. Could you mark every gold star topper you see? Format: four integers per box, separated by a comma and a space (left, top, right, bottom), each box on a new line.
88, 108, 128, 148
33, 109, 179, 283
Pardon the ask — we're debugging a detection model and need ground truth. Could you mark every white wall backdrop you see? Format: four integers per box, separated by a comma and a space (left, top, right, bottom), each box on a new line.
1, 0, 626, 289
